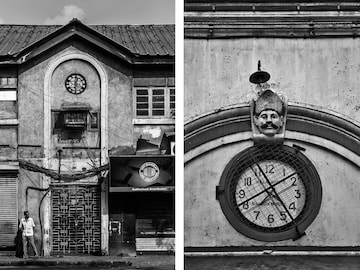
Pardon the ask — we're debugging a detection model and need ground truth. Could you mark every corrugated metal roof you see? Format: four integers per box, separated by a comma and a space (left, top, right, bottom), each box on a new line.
0, 24, 175, 57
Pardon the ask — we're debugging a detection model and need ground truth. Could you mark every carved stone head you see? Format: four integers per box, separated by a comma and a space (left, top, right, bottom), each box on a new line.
253, 90, 286, 138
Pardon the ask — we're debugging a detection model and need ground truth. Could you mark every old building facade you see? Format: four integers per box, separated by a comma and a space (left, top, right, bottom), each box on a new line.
0, 19, 174, 256
185, 0, 360, 254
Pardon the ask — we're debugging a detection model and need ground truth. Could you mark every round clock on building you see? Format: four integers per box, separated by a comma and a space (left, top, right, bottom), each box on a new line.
65, 74, 87, 94
216, 144, 322, 242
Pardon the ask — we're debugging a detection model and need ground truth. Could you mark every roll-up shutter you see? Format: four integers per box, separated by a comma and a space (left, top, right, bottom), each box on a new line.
135, 193, 175, 252
0, 176, 18, 247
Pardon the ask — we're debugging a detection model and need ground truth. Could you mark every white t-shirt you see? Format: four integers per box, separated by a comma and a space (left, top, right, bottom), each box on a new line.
19, 217, 35, 237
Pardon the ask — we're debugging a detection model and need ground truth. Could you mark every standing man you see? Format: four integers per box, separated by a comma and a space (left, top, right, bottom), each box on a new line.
19, 211, 39, 258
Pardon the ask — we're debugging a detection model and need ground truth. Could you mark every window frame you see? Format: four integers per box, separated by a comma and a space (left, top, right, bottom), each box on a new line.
0, 77, 17, 101
134, 86, 175, 120
52, 110, 100, 133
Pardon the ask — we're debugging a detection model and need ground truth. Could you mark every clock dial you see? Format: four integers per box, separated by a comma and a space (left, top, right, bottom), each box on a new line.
235, 160, 306, 228
217, 144, 322, 242
65, 74, 86, 94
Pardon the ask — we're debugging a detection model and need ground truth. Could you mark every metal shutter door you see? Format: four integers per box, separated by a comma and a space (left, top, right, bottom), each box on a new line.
0, 177, 18, 246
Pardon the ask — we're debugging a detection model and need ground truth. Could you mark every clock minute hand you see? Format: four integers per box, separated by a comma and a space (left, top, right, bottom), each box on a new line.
250, 165, 274, 201
255, 162, 296, 223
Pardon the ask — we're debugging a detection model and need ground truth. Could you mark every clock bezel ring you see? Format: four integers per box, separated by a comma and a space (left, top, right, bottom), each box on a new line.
65, 73, 87, 95
217, 144, 322, 242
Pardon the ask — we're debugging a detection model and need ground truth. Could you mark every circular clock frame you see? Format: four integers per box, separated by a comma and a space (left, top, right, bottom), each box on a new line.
217, 144, 322, 242
65, 73, 87, 94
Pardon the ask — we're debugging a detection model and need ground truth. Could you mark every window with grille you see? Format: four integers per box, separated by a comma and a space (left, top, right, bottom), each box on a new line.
135, 87, 175, 118
63, 112, 87, 128
52, 110, 99, 133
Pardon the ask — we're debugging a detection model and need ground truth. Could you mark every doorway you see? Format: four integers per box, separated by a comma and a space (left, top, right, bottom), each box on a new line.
51, 185, 101, 254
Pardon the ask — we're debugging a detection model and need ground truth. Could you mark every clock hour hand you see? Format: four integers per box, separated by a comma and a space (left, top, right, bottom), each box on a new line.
250, 165, 274, 200
259, 192, 276, 205
259, 183, 295, 205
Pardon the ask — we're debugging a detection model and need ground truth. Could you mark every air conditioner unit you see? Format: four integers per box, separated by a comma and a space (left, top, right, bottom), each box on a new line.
170, 142, 175, 155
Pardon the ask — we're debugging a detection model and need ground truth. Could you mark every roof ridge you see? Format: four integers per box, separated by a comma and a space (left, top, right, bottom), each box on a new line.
0, 24, 174, 27
0, 23, 174, 60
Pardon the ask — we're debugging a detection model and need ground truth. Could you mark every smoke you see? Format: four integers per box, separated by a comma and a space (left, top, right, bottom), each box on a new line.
0, 17, 4, 24
44, 5, 86, 25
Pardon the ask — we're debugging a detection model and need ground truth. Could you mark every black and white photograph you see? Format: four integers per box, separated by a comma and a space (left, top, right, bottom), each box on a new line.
184, 0, 360, 269
0, 0, 175, 269
3, 0, 360, 269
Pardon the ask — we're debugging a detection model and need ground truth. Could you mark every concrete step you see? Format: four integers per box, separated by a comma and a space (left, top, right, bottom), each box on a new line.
0, 251, 15, 256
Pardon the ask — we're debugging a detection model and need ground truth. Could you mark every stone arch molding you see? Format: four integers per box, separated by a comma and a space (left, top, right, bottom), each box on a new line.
43, 51, 109, 167
184, 103, 360, 167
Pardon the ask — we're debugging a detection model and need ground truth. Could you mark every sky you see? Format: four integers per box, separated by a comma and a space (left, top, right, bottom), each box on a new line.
0, 0, 175, 25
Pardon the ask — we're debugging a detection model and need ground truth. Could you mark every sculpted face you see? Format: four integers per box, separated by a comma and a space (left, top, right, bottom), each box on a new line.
254, 109, 284, 137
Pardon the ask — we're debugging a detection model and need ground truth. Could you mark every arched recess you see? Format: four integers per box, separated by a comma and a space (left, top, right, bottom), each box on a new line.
42, 50, 109, 256
185, 103, 360, 167
44, 51, 108, 166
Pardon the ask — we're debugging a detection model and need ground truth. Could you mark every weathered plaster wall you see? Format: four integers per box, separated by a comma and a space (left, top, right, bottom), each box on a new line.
18, 58, 49, 148
0, 127, 17, 160
185, 38, 360, 122
16, 56, 50, 252
107, 64, 133, 150
0, 101, 16, 120
185, 139, 360, 247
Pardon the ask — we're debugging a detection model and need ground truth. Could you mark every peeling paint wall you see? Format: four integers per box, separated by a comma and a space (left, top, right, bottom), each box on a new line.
133, 125, 172, 147
107, 63, 133, 150
18, 58, 48, 148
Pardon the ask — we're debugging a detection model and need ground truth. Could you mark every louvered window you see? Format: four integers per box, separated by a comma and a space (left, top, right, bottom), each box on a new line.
169, 88, 175, 117
135, 87, 175, 118
63, 112, 87, 128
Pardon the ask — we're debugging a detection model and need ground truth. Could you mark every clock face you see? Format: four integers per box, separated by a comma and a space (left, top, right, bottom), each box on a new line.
235, 159, 306, 229
65, 74, 86, 94
217, 144, 322, 242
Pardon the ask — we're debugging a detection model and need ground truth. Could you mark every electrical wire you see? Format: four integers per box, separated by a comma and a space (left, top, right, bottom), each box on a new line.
20, 158, 106, 256
19, 159, 108, 182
